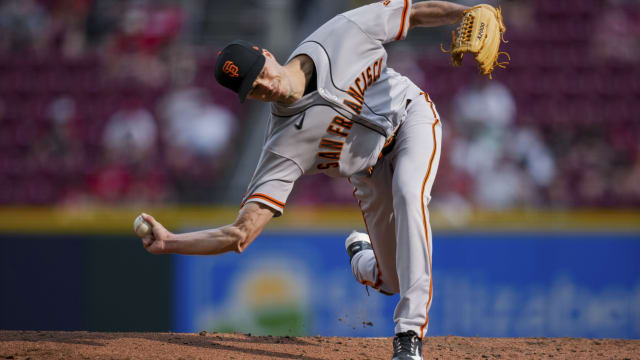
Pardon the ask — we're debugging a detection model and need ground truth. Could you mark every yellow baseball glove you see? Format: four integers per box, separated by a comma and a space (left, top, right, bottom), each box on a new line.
443, 4, 510, 78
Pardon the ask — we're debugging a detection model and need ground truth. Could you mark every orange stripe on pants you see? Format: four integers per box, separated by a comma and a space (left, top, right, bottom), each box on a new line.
419, 92, 439, 339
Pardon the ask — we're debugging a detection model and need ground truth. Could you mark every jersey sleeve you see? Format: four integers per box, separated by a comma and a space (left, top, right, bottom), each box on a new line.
241, 151, 302, 217
342, 0, 412, 44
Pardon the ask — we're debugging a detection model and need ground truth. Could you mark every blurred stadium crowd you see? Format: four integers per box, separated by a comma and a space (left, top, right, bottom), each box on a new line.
0, 0, 638, 209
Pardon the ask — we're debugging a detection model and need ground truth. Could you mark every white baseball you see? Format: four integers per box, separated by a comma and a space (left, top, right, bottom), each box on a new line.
134, 214, 152, 237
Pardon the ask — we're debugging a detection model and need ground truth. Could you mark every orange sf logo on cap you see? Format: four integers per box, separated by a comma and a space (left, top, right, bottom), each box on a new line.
222, 61, 240, 78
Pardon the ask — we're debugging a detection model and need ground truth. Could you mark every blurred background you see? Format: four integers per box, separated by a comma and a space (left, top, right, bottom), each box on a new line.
0, 0, 638, 339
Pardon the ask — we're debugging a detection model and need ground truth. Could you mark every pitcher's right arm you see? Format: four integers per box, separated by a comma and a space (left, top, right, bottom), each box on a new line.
139, 202, 275, 255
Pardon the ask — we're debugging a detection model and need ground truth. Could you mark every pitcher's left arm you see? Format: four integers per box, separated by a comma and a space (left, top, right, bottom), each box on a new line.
409, 1, 469, 29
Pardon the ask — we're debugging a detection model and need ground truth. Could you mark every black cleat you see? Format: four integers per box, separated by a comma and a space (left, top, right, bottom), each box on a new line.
392, 330, 422, 360
345, 231, 372, 260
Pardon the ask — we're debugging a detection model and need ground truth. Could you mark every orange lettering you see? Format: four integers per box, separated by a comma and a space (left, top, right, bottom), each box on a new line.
343, 99, 363, 115
342, 58, 384, 115
327, 124, 350, 137
332, 115, 353, 130
355, 78, 365, 97
320, 138, 345, 151
318, 162, 339, 170
319, 152, 341, 160
346, 86, 364, 105
373, 62, 378, 81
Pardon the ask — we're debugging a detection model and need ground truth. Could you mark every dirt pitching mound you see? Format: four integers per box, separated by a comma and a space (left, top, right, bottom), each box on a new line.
1, 331, 639, 359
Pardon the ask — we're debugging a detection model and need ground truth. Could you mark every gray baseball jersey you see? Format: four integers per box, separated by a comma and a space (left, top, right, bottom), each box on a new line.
242, 0, 422, 215
241, 0, 442, 339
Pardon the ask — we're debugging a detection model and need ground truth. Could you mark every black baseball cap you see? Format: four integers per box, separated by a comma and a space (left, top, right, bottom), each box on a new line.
214, 40, 266, 103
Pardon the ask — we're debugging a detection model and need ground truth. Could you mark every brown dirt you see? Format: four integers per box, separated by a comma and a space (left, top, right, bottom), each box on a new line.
0, 331, 639, 360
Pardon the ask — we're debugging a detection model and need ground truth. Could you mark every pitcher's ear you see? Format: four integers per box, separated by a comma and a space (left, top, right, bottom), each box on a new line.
262, 48, 275, 60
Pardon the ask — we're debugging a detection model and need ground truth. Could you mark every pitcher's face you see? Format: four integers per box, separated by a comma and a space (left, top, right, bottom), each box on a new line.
246, 49, 287, 102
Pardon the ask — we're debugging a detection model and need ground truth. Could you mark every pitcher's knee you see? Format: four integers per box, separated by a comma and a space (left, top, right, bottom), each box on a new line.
393, 185, 424, 210
381, 281, 399, 294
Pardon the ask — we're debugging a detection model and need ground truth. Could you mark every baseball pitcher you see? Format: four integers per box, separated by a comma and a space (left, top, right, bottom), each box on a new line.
137, 1, 507, 359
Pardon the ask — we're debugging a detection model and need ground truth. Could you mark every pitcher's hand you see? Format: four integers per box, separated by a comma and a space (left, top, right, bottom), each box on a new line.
139, 213, 173, 254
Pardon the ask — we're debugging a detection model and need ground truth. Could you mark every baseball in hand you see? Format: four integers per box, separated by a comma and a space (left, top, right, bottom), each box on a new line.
133, 214, 152, 237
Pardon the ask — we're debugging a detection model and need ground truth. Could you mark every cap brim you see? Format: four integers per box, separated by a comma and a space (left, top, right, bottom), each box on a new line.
237, 55, 266, 103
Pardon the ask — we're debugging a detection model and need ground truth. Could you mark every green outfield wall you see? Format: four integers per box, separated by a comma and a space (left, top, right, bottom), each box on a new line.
0, 206, 638, 233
